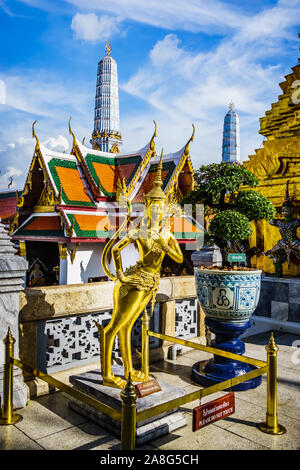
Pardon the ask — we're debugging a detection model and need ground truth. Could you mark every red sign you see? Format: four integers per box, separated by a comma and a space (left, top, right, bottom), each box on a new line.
192, 392, 235, 431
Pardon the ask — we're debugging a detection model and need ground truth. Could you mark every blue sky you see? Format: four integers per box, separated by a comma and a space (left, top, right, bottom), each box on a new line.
0, 0, 299, 190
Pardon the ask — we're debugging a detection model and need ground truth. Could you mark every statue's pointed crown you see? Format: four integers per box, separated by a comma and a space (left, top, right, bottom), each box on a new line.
145, 149, 167, 203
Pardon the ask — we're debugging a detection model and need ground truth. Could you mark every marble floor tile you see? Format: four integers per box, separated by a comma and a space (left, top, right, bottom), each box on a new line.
225, 410, 300, 450
0, 425, 44, 450
14, 393, 87, 440
36, 421, 119, 450
149, 413, 269, 450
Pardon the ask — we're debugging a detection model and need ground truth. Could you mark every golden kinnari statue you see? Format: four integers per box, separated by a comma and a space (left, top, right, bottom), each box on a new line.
94, 150, 183, 388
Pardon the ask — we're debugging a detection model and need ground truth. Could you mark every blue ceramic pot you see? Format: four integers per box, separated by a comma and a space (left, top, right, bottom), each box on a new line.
192, 268, 262, 391
194, 268, 262, 322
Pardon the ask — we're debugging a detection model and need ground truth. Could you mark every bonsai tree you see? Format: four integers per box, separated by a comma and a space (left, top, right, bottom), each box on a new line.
181, 162, 276, 266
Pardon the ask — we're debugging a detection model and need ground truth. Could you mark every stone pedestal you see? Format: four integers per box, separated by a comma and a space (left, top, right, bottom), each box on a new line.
254, 276, 300, 323
191, 246, 222, 267
69, 366, 187, 446
191, 318, 262, 391
0, 221, 29, 409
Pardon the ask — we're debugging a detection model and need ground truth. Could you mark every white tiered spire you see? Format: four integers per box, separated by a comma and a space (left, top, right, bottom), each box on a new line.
91, 41, 122, 153
222, 102, 240, 163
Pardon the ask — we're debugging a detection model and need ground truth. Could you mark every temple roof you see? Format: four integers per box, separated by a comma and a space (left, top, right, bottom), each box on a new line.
0, 190, 21, 222
73, 139, 150, 199
12, 122, 196, 242
13, 213, 65, 241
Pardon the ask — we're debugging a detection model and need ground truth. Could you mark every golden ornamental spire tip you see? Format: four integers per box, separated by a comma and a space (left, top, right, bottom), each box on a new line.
68, 117, 77, 147
150, 120, 157, 153
4, 326, 15, 344
183, 124, 195, 156
105, 40, 112, 56
32, 120, 40, 150
266, 331, 278, 353
153, 120, 157, 138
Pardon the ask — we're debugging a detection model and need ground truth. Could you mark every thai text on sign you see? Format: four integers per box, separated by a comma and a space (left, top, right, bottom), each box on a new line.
135, 379, 161, 398
227, 253, 246, 263
192, 392, 235, 431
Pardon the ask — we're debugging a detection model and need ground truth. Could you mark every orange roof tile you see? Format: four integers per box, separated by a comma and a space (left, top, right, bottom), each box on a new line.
55, 166, 90, 203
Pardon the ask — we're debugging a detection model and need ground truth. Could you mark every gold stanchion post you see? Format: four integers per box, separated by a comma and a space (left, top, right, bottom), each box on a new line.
141, 310, 150, 380
120, 373, 137, 450
257, 332, 286, 435
0, 328, 22, 425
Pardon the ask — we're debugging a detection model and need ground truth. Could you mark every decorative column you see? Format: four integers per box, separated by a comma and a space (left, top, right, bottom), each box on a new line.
58, 243, 68, 285
0, 220, 28, 408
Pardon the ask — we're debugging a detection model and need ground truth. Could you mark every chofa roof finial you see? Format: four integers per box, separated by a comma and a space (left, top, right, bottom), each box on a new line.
150, 120, 157, 153
68, 117, 77, 147
32, 120, 40, 151
183, 124, 195, 157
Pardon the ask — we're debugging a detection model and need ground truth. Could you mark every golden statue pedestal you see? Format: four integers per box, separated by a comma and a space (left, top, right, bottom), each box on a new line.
68, 366, 187, 446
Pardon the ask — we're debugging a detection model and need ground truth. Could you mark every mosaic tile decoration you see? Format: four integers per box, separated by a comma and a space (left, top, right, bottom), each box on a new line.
85, 154, 142, 197
14, 215, 64, 237
47, 158, 95, 207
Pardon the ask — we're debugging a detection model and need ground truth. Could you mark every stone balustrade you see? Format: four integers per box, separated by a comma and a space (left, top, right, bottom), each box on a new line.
18, 276, 206, 397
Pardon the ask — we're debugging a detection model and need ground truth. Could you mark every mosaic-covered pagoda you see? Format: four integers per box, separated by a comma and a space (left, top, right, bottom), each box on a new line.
244, 58, 300, 276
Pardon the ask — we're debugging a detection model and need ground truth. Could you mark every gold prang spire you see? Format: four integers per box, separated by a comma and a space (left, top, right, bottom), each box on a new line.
145, 149, 167, 203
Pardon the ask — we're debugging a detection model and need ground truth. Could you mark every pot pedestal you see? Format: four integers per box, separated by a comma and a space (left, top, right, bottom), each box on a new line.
191, 318, 262, 391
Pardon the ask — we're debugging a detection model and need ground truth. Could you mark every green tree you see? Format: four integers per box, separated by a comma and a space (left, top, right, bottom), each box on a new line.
181, 162, 276, 265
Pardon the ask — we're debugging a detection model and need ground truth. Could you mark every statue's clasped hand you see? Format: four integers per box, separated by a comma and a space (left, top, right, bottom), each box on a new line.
150, 230, 171, 253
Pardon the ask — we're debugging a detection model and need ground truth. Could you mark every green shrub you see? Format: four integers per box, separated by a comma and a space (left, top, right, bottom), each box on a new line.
209, 210, 252, 241
180, 162, 276, 266
235, 190, 276, 221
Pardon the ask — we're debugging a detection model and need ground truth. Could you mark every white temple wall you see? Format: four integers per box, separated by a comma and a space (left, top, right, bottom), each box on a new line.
63, 242, 140, 285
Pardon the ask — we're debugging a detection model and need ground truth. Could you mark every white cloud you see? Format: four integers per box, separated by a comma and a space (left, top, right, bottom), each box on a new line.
121, 27, 292, 167
150, 34, 184, 67
71, 12, 122, 42
0, 80, 6, 104
2, 0, 299, 183
66, 0, 247, 33
42, 135, 70, 152
0, 69, 92, 120
236, 3, 300, 43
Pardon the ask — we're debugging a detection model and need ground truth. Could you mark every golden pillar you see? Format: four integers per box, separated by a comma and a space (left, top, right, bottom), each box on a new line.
0, 328, 22, 425
19, 241, 26, 258
257, 332, 286, 435
120, 373, 137, 450
141, 310, 150, 380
